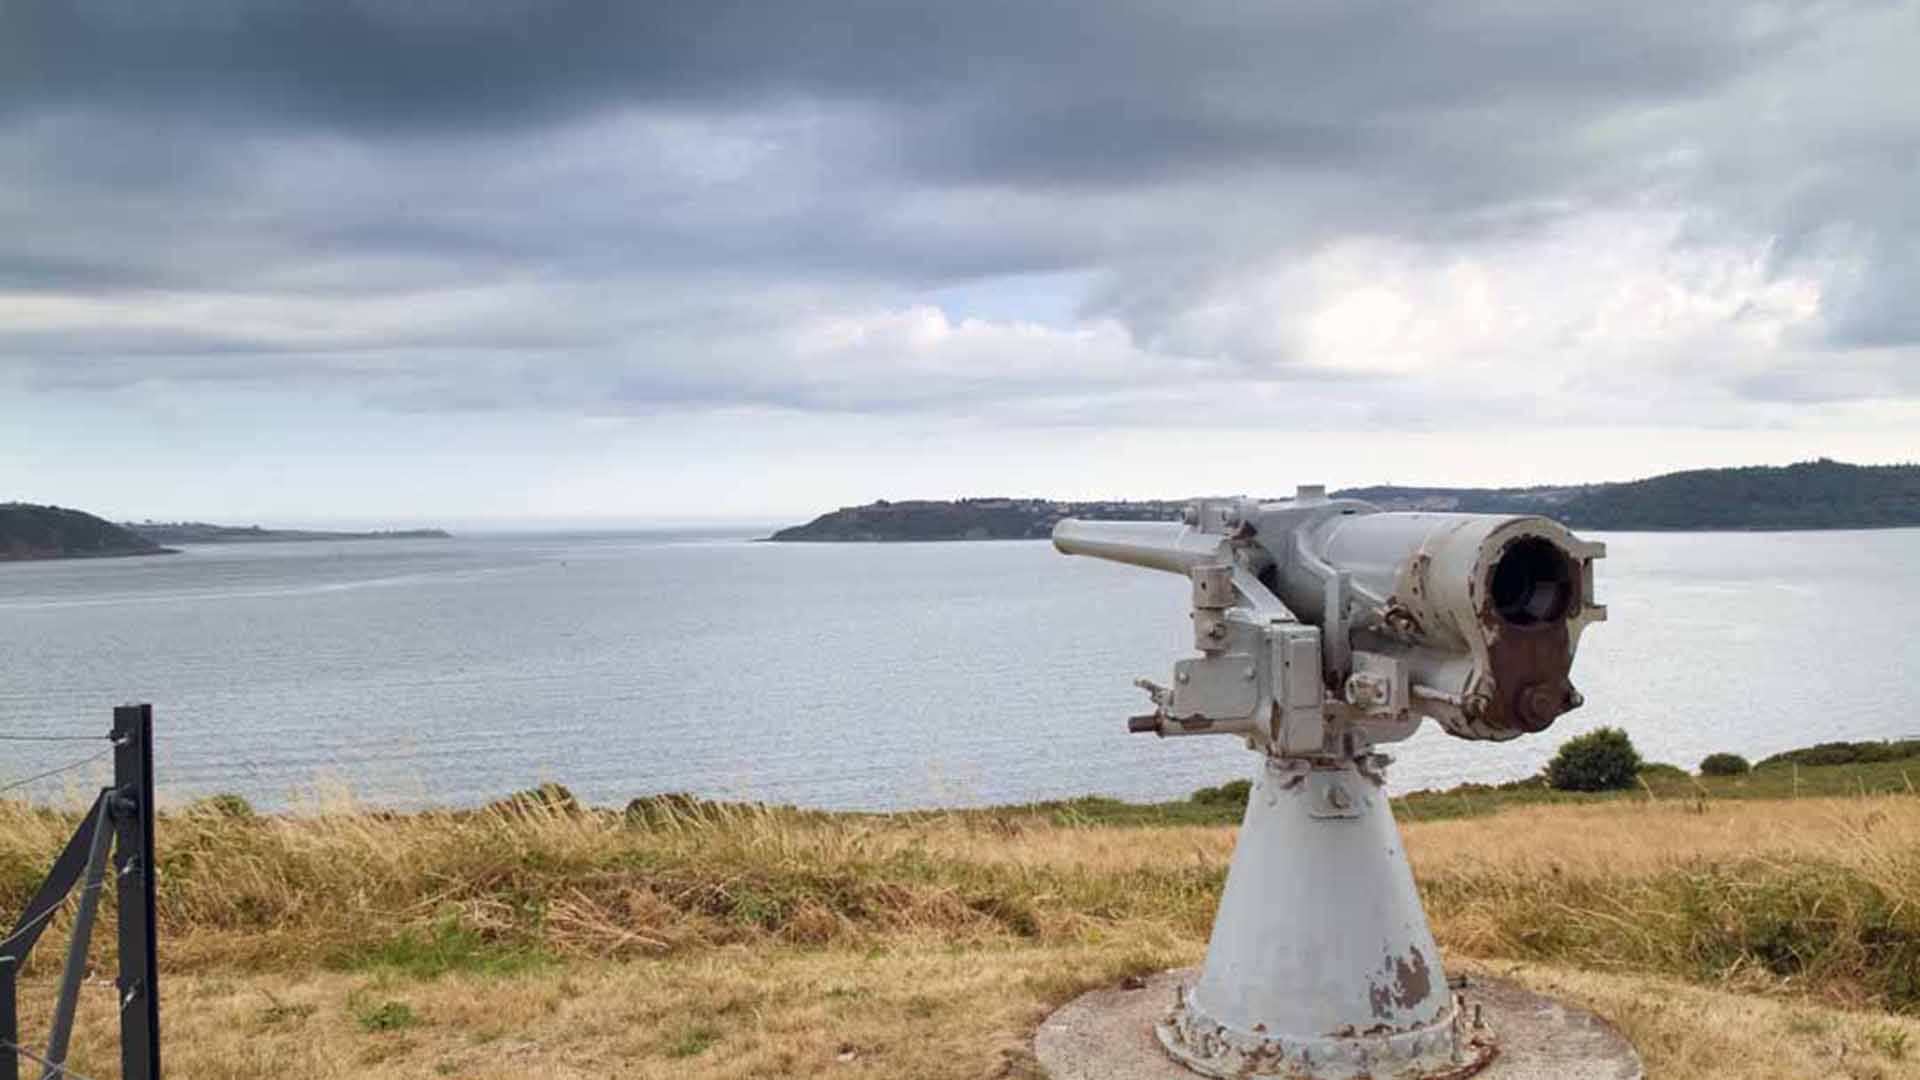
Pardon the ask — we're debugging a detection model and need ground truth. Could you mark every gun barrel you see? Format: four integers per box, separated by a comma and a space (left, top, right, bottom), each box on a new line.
1051, 519, 1223, 575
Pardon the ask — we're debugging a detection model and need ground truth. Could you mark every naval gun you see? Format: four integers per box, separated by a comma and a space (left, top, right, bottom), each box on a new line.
1053, 486, 1605, 1079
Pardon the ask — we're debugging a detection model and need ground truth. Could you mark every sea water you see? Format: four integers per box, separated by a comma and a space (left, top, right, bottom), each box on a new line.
2, 528, 1915, 810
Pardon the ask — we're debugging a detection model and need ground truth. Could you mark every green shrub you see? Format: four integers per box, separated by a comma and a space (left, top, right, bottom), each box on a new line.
1189, 779, 1251, 808
1545, 727, 1642, 792
1700, 753, 1751, 777
1758, 740, 1920, 768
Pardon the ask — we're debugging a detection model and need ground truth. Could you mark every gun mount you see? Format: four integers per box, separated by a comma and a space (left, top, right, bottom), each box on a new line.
1054, 486, 1605, 754
1053, 486, 1607, 1079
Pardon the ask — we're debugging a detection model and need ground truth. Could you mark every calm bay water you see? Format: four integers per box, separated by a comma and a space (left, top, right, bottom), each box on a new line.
2, 528, 1917, 810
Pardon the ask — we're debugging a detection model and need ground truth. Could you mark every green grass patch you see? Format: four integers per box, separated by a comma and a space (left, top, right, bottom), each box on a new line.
661, 1021, 723, 1058
1011, 750, 1920, 828
1868, 1024, 1911, 1060
349, 993, 420, 1033
349, 915, 557, 979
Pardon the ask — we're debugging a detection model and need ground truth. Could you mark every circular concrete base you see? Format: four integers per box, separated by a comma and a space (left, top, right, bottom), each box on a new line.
1035, 969, 1642, 1080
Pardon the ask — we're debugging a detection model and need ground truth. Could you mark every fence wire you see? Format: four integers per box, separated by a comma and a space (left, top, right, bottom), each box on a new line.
0, 737, 109, 744
0, 1038, 102, 1080
0, 750, 115, 799
0, 879, 109, 958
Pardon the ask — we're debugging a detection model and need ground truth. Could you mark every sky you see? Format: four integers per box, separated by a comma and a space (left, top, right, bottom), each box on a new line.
2, 0, 1917, 528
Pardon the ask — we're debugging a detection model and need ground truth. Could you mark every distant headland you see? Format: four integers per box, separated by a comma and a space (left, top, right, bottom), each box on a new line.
124, 522, 452, 545
0, 503, 452, 562
1, 503, 173, 561
769, 459, 1920, 541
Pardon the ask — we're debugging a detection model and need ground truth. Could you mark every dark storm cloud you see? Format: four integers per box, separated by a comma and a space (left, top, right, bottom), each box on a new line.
0, 252, 159, 293
2, 1, 1778, 170
0, 0, 1915, 420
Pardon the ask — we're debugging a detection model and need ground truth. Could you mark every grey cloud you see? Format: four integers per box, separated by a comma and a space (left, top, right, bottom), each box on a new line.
1731, 349, 1920, 405
0, 252, 162, 293
1810, 234, 1920, 348
0, 1, 1797, 170
0, 0, 1915, 423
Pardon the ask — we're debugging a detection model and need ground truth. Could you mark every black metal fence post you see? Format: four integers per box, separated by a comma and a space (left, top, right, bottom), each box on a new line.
112, 704, 161, 1080
1, 923, 15, 1080
0, 704, 162, 1080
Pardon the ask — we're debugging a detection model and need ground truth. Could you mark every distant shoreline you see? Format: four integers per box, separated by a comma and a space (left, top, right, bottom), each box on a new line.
767, 460, 1920, 541
768, 521, 1920, 542
125, 523, 453, 545
2, 502, 455, 563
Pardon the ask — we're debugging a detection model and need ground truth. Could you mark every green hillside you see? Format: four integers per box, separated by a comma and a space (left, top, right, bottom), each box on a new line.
0, 502, 171, 561
1343, 459, 1920, 530
771, 460, 1920, 541
769, 497, 1183, 542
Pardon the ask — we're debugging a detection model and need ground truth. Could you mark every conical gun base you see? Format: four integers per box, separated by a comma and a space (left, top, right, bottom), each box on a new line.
1156, 757, 1479, 1079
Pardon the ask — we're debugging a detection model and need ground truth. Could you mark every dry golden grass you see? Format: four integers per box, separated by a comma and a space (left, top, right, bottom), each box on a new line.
1454, 959, 1920, 1080
1414, 797, 1920, 1010
1409, 795, 1920, 877
10, 943, 1179, 1080
7, 792, 1920, 1077
0, 794, 1223, 980
18, 951, 1920, 1080
918, 794, 1920, 875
